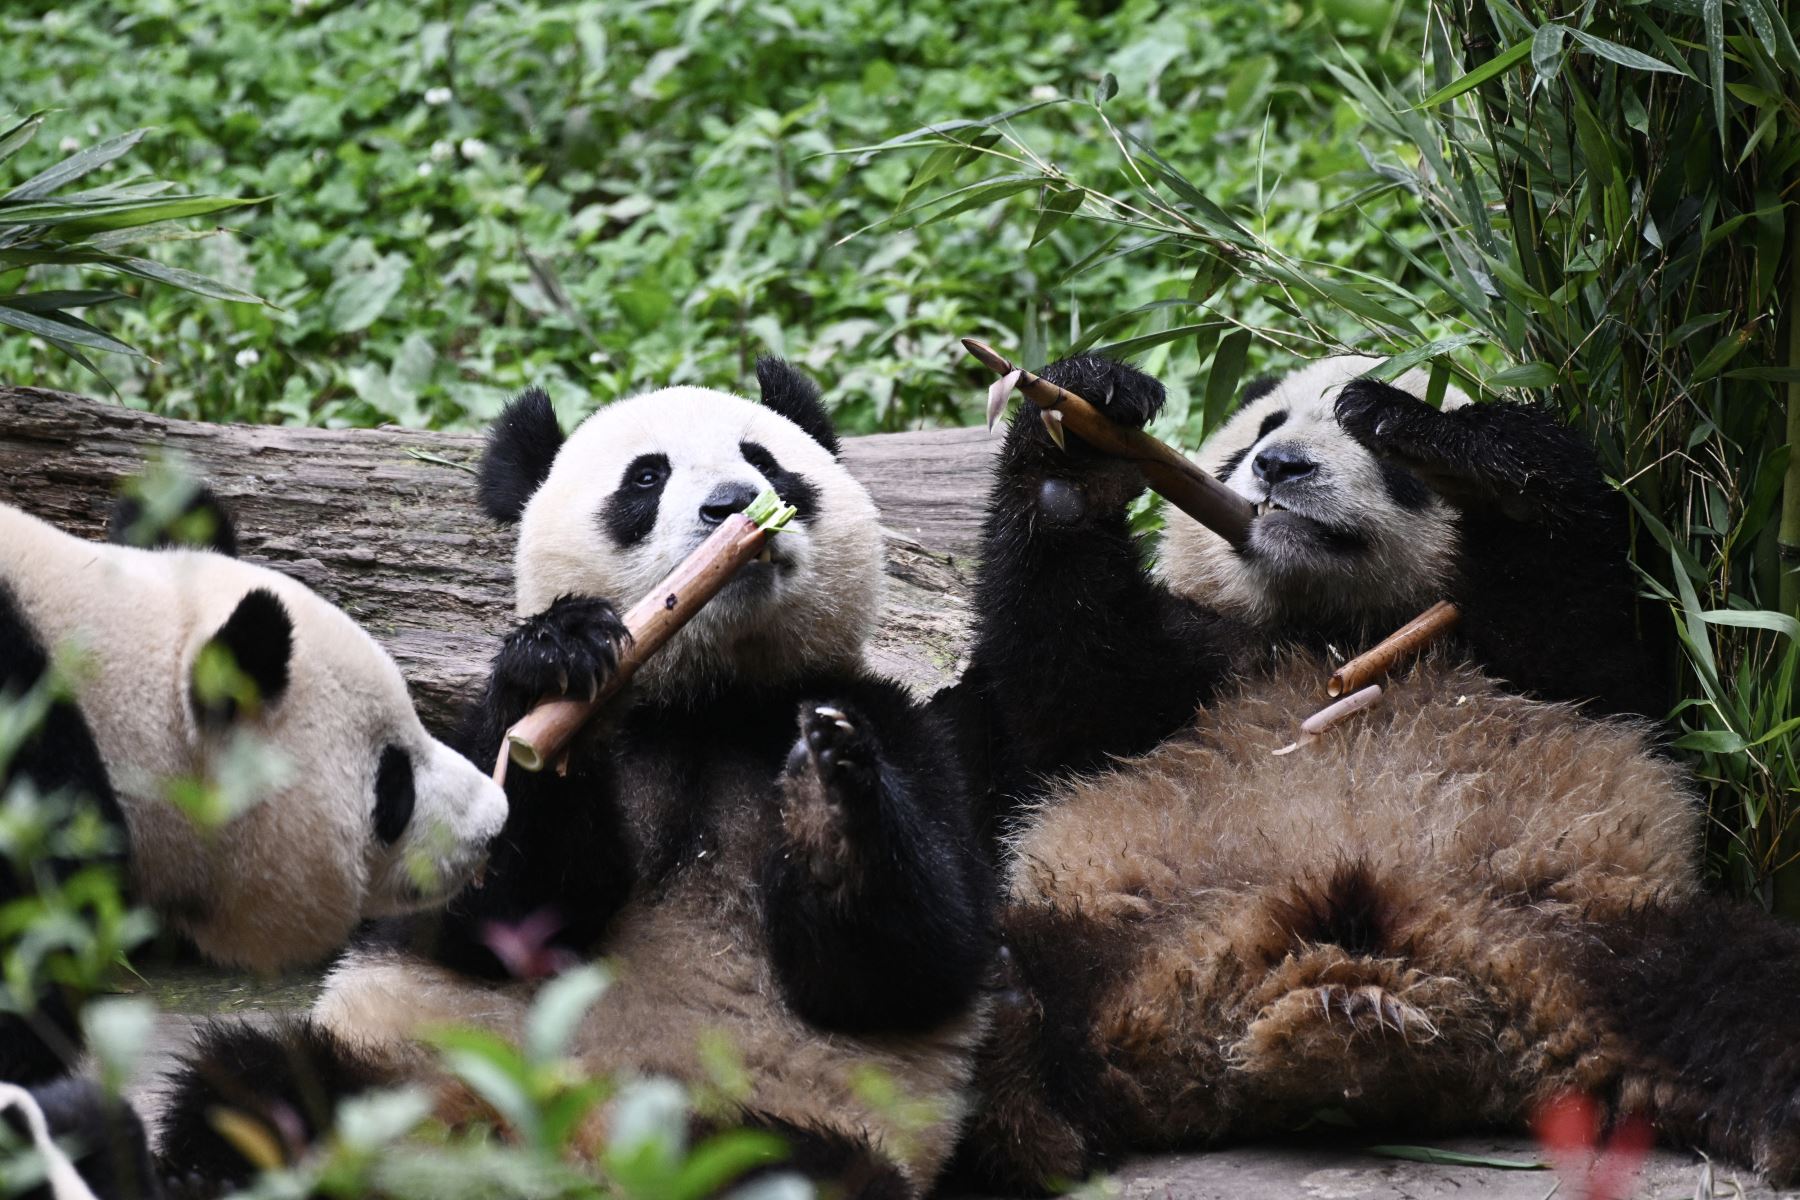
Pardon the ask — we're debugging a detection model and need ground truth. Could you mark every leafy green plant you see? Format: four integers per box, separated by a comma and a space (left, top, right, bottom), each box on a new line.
0, 0, 1417, 430
0, 112, 264, 384
862, 3, 1800, 902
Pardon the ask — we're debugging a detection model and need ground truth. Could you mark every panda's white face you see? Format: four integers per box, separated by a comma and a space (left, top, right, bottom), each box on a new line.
0, 502, 510, 972
513, 387, 882, 699
1160, 356, 1465, 630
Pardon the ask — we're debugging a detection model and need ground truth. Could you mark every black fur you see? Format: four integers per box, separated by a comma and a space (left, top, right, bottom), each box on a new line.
762, 696, 991, 1033
726, 1113, 912, 1200
6, 1077, 160, 1200
0, 581, 125, 1085
155, 1019, 390, 1194
755, 356, 838, 455
371, 745, 413, 846
928, 355, 1251, 848
740, 441, 819, 523
192, 589, 292, 727
107, 485, 238, 556
477, 386, 564, 523
599, 452, 672, 547
1332, 378, 1658, 717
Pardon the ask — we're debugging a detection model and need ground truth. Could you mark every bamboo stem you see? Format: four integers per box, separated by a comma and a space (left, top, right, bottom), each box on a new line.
501, 495, 794, 776
963, 337, 1256, 548
1327, 600, 1463, 697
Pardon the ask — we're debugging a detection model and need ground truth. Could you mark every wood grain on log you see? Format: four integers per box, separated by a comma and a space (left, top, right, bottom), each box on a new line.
0, 386, 996, 729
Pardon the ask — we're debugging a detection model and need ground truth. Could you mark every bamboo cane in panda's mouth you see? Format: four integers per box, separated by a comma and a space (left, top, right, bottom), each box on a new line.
494, 489, 799, 784
962, 337, 1256, 549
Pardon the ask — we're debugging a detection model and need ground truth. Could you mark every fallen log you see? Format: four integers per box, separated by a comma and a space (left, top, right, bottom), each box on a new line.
0, 386, 993, 730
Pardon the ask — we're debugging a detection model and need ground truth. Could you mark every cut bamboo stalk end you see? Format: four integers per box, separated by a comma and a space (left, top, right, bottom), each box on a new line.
963, 337, 1255, 549
1327, 600, 1462, 697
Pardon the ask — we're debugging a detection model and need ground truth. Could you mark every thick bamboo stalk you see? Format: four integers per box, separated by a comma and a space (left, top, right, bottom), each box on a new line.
1327, 600, 1463, 697
502, 500, 790, 775
962, 338, 1255, 548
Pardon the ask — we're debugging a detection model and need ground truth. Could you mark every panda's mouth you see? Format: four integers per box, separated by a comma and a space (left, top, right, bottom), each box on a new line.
1252, 499, 1287, 517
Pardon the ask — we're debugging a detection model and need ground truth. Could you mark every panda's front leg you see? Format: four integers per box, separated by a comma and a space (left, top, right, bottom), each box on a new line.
432, 594, 636, 979
762, 699, 991, 1035
1333, 380, 1656, 716
941, 355, 1246, 837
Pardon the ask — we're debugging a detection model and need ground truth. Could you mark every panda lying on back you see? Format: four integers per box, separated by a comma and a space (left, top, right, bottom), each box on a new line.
945, 356, 1800, 1190
160, 361, 993, 1199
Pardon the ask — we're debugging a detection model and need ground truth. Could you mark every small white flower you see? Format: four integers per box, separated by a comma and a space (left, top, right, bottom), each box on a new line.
234, 348, 261, 368
291, 0, 312, 12
588, 351, 603, 365
431, 139, 454, 161
459, 137, 488, 161
417, 161, 433, 178
423, 86, 453, 106
1030, 84, 1059, 101
58, 136, 80, 153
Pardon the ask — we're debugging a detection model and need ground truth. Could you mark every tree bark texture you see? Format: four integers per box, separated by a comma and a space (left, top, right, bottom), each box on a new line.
0, 386, 996, 730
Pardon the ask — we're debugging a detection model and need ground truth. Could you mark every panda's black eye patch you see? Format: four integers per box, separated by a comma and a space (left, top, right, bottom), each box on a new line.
1216, 446, 1252, 482
739, 441, 819, 522
1257, 411, 1288, 440
373, 744, 414, 846
600, 453, 671, 547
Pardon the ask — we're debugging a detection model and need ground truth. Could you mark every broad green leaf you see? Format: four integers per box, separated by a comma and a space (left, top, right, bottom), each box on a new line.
324, 253, 408, 333
1030, 187, 1084, 247
1531, 24, 1566, 85
524, 964, 610, 1065
1202, 329, 1252, 422
1487, 362, 1559, 389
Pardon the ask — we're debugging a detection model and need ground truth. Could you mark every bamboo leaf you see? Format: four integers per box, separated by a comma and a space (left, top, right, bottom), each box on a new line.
1, 129, 148, 202
0, 113, 46, 166
1361, 333, 1488, 382
108, 256, 266, 305
0, 302, 141, 355
1202, 329, 1252, 422
1366, 1146, 1547, 1170
1703, 0, 1726, 145
1531, 24, 1566, 86
1416, 38, 1531, 109
1565, 27, 1685, 75
1030, 186, 1084, 247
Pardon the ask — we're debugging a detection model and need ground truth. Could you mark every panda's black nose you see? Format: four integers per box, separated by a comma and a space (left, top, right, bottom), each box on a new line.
699, 482, 761, 525
1252, 443, 1318, 485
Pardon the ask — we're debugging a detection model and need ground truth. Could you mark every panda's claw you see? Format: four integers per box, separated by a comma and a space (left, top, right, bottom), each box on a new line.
790, 700, 876, 793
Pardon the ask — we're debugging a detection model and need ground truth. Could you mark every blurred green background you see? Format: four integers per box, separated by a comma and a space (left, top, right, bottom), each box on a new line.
0, 0, 1417, 431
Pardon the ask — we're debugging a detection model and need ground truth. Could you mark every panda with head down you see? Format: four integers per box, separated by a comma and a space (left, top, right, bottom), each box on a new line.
942, 354, 1800, 1191
158, 361, 993, 1200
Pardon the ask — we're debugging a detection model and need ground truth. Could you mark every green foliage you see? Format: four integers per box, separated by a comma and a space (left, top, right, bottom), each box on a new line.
0, 111, 264, 385
1, 0, 1416, 431
871, 3, 1800, 899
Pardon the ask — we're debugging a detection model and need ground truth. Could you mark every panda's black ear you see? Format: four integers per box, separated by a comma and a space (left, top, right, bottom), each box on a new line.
755, 357, 839, 456
478, 387, 564, 523
108, 483, 239, 556
192, 588, 293, 727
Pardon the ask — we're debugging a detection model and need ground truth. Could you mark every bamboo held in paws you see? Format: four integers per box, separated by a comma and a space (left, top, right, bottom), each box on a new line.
500, 490, 798, 778
1327, 599, 1462, 697
963, 337, 1255, 549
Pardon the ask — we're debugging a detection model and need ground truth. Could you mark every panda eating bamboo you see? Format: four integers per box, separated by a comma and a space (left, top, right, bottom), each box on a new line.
942, 353, 1800, 1192
156, 361, 994, 1200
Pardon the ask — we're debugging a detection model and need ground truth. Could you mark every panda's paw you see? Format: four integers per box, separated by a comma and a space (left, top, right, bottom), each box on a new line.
494, 594, 629, 717
1035, 355, 1166, 430
1332, 378, 1441, 457
787, 702, 878, 795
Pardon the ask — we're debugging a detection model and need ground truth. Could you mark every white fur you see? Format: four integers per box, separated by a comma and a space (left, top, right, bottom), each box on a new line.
0, 503, 508, 971
514, 386, 883, 699
1160, 356, 1470, 627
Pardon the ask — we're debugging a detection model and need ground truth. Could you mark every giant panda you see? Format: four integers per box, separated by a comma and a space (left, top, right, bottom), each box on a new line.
0, 496, 510, 1086
940, 355, 1800, 1190
156, 360, 994, 1200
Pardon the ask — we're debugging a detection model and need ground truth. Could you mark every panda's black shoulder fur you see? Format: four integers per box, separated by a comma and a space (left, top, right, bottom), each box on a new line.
0, 580, 124, 1085
477, 386, 564, 523
755, 356, 839, 455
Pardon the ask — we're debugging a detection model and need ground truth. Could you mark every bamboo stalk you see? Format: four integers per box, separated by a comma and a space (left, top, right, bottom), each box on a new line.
963, 337, 1256, 549
1327, 600, 1463, 697
500, 491, 797, 777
